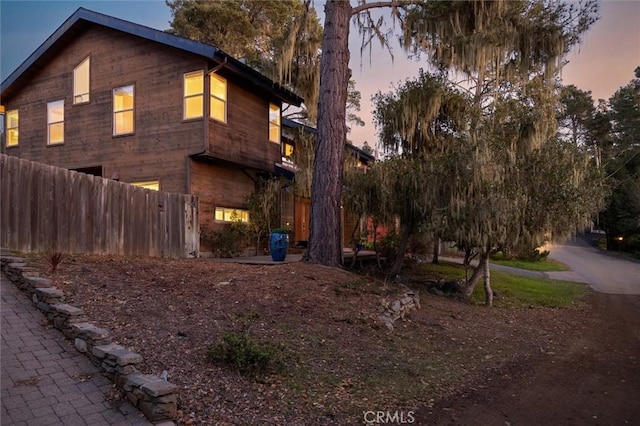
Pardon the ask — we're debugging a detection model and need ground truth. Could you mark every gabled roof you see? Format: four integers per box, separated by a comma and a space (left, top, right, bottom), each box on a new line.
1, 7, 303, 105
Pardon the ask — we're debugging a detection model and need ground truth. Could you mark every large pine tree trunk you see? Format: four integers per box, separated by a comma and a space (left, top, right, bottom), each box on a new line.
305, 0, 352, 267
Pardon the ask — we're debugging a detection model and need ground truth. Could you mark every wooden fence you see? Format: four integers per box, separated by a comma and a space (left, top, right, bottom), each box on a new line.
0, 154, 199, 258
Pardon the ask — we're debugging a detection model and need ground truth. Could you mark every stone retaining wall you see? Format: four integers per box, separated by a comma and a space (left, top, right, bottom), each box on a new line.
0, 254, 178, 424
378, 290, 421, 331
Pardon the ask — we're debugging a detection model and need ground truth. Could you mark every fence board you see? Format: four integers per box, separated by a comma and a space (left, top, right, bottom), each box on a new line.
149, 191, 159, 257
0, 156, 7, 248
7, 157, 20, 250
171, 193, 181, 258
67, 171, 79, 253
0, 154, 199, 258
92, 177, 104, 254
0, 156, 12, 249
29, 161, 41, 252
15, 159, 28, 251
115, 182, 125, 255
122, 184, 132, 256
132, 189, 144, 256
38, 164, 52, 251
54, 167, 67, 252
185, 196, 198, 257
158, 193, 167, 257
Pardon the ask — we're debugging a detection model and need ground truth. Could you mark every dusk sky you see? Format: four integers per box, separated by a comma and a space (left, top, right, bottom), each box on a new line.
1, 0, 639, 147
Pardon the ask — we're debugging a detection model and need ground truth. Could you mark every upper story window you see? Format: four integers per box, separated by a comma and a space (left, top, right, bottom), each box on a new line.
5, 109, 19, 147
47, 100, 64, 145
184, 71, 203, 119
113, 85, 134, 136
269, 103, 281, 143
73, 56, 90, 104
210, 73, 227, 123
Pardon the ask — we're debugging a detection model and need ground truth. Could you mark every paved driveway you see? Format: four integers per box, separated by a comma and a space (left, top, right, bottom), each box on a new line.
546, 236, 640, 295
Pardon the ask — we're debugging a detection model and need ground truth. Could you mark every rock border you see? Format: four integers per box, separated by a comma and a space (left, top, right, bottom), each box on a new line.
0, 253, 178, 425
378, 290, 421, 331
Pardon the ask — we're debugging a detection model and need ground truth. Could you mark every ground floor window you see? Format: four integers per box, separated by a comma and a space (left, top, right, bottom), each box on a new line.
215, 207, 249, 223
131, 180, 159, 191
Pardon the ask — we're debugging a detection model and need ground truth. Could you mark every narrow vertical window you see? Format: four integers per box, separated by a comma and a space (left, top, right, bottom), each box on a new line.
5, 109, 19, 147
210, 73, 227, 122
113, 85, 134, 135
73, 56, 90, 104
269, 103, 280, 143
47, 100, 64, 145
184, 70, 203, 119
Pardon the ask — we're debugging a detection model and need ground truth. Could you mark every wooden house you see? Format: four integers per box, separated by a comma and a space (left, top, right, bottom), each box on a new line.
280, 118, 375, 248
0, 8, 302, 253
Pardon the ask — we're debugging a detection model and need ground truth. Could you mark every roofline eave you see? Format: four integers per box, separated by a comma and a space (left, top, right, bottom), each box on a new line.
2, 7, 303, 106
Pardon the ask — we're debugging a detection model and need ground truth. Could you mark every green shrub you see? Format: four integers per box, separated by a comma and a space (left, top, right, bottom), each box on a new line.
522, 248, 550, 261
492, 248, 549, 262
201, 220, 251, 258
206, 332, 286, 377
271, 227, 290, 234
377, 232, 400, 263
623, 234, 640, 252
598, 237, 607, 249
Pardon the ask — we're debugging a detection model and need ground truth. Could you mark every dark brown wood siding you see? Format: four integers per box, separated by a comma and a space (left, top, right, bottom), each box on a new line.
190, 159, 257, 236
207, 74, 282, 171
2, 25, 207, 193
2, 21, 292, 245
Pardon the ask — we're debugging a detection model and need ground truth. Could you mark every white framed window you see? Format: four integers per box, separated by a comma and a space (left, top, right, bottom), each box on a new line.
113, 85, 134, 135
132, 180, 160, 191
210, 73, 227, 123
73, 56, 90, 104
5, 109, 19, 147
269, 103, 280, 143
47, 100, 64, 145
214, 207, 248, 223
184, 70, 204, 119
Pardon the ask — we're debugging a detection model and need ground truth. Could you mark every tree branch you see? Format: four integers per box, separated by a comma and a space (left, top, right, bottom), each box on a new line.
350, 1, 419, 16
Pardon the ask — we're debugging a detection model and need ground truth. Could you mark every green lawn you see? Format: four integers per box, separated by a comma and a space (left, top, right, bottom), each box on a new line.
416, 261, 587, 308
490, 257, 570, 272
472, 270, 587, 307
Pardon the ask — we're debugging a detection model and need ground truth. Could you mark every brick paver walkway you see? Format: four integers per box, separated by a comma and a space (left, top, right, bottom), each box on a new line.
1, 277, 152, 425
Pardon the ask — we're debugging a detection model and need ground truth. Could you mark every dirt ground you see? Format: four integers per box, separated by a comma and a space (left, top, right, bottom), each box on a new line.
418, 293, 640, 425
24, 254, 640, 425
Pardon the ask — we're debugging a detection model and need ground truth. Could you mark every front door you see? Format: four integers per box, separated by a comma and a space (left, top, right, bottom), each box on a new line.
294, 197, 310, 244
